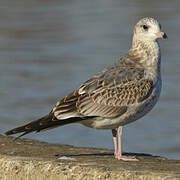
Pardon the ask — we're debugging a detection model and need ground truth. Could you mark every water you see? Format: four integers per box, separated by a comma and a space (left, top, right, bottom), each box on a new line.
0, 0, 180, 160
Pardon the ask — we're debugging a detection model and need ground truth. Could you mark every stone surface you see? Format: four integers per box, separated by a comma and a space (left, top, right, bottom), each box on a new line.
0, 135, 180, 180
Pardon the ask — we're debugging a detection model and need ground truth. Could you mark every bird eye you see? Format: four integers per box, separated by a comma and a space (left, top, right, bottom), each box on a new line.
142, 25, 148, 30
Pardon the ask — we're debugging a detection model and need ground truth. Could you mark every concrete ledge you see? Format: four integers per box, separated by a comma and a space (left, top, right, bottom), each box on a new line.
0, 135, 180, 180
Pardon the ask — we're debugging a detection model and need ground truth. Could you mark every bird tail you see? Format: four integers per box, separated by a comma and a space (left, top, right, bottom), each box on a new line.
5, 114, 83, 139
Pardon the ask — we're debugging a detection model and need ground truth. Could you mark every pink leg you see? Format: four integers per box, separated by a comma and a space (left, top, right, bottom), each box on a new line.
112, 129, 118, 158
112, 127, 139, 161
117, 126, 138, 161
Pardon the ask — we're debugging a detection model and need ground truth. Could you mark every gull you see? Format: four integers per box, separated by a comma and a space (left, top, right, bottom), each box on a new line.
5, 17, 167, 161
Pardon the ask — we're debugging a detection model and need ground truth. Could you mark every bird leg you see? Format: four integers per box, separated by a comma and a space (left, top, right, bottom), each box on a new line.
112, 127, 139, 161
112, 129, 118, 158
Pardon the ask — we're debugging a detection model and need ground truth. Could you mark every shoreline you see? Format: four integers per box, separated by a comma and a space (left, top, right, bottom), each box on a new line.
0, 135, 180, 180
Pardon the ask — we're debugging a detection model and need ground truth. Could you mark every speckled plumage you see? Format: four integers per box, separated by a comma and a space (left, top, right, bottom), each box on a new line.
5, 18, 167, 160
51, 18, 162, 129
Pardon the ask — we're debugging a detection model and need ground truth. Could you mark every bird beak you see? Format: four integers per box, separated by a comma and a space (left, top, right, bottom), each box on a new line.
156, 31, 168, 39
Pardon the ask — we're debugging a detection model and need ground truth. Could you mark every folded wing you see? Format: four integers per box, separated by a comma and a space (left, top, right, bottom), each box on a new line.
5, 61, 154, 137
54, 63, 154, 119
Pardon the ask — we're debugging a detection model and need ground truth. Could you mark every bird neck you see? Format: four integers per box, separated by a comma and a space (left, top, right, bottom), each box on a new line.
129, 38, 161, 75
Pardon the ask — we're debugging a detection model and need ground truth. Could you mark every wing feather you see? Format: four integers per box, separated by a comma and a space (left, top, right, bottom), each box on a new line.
53, 61, 155, 120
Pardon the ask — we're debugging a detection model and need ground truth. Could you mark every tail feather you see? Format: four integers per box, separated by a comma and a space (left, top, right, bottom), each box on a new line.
5, 113, 83, 138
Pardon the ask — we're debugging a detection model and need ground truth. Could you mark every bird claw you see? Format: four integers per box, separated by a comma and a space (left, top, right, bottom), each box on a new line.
114, 153, 139, 161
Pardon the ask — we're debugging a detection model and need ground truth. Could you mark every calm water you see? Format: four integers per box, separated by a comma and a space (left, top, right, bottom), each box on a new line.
0, 0, 180, 159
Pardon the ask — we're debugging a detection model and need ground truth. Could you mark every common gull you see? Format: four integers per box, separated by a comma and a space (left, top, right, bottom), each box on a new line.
5, 17, 167, 161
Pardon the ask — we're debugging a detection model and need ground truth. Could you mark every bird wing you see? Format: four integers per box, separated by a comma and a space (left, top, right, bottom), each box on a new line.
53, 62, 154, 119
5, 61, 155, 136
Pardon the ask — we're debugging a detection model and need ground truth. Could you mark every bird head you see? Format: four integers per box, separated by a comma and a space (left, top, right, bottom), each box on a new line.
133, 17, 167, 42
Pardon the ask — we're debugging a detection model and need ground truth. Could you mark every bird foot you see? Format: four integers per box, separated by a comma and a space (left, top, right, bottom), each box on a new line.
114, 153, 139, 161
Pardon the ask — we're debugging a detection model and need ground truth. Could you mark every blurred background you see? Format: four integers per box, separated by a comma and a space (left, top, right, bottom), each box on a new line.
0, 0, 179, 159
